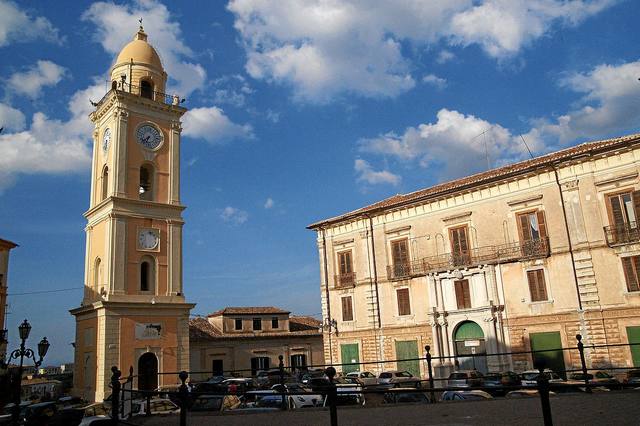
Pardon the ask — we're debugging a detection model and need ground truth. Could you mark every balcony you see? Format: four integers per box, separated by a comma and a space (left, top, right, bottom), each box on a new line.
334, 272, 356, 289
386, 237, 550, 280
604, 223, 640, 247
95, 80, 184, 108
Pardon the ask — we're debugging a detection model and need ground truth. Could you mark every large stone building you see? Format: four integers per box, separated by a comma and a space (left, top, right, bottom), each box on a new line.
189, 307, 323, 380
308, 133, 640, 378
70, 27, 194, 402
0, 238, 18, 358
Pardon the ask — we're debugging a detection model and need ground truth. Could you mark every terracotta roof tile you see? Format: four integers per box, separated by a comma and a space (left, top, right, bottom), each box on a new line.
189, 314, 322, 341
308, 132, 640, 228
289, 315, 322, 331
207, 306, 290, 317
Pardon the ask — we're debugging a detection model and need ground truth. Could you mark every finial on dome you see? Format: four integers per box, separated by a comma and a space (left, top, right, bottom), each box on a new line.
135, 18, 147, 41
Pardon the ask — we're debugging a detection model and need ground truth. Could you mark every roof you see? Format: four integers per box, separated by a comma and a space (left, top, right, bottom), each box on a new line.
307, 132, 640, 229
189, 315, 321, 341
0, 238, 18, 249
114, 27, 163, 70
207, 306, 290, 317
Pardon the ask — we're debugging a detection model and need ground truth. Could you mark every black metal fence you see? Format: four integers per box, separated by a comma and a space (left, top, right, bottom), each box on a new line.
105, 335, 640, 426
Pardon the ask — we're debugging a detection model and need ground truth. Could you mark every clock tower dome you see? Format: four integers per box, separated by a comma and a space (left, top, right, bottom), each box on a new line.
71, 26, 195, 402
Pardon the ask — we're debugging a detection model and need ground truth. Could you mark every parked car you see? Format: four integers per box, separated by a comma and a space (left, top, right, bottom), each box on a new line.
346, 371, 378, 387
23, 401, 85, 426
447, 370, 484, 388
256, 369, 294, 388
624, 369, 640, 385
564, 372, 619, 392
130, 398, 179, 417
520, 369, 564, 387
78, 403, 109, 426
192, 376, 230, 393
382, 388, 431, 404
441, 390, 493, 401
222, 378, 256, 394
189, 395, 225, 412
482, 371, 521, 395
271, 383, 325, 409
299, 369, 325, 385
378, 371, 421, 388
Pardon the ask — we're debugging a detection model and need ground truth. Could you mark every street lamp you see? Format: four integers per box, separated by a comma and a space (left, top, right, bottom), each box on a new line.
3, 319, 50, 423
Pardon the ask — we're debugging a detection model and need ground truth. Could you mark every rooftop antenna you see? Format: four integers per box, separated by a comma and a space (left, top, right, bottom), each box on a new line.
472, 129, 491, 170
519, 134, 535, 159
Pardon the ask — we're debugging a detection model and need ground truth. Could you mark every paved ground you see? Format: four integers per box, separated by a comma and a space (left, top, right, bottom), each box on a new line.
131, 391, 640, 425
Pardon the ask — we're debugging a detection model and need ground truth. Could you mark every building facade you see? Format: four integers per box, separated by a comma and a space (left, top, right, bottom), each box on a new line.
70, 27, 194, 402
0, 238, 18, 358
189, 307, 323, 381
309, 133, 640, 378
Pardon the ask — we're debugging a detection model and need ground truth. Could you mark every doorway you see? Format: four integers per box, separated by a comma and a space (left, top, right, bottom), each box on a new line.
212, 359, 224, 377
395, 340, 420, 377
138, 352, 158, 391
529, 332, 566, 378
340, 343, 360, 374
454, 321, 487, 373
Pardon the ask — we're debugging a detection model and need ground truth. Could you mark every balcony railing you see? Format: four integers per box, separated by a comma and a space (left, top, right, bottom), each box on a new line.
604, 222, 640, 246
97, 80, 184, 107
334, 272, 356, 288
386, 237, 550, 280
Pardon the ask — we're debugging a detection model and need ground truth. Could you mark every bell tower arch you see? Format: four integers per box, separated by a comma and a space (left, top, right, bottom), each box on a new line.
71, 26, 195, 402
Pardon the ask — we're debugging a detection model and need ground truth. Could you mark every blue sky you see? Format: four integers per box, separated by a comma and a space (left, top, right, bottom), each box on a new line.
1, 0, 640, 364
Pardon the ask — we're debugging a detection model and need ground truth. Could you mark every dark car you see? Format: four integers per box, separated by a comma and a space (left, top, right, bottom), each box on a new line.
23, 401, 84, 426
624, 369, 640, 386
447, 370, 484, 388
566, 371, 620, 391
483, 371, 521, 395
189, 395, 224, 412
383, 388, 431, 404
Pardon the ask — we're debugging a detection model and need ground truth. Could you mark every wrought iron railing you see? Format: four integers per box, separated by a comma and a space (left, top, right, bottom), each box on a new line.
604, 222, 640, 246
334, 272, 356, 288
386, 238, 550, 280
98, 80, 184, 106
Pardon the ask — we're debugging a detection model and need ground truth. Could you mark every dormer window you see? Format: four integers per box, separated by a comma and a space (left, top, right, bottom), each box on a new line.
139, 164, 154, 201
140, 80, 153, 99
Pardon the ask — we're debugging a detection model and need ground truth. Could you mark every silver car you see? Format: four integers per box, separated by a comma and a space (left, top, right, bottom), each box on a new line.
346, 371, 378, 386
378, 371, 421, 388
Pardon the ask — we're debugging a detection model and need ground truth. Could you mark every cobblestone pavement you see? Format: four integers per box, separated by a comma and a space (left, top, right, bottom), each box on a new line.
131, 390, 640, 426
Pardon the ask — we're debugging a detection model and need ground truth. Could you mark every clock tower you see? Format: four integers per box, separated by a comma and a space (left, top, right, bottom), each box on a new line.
71, 26, 195, 402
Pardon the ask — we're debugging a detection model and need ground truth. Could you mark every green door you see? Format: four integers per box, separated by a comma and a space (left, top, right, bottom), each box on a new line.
627, 326, 640, 367
340, 343, 360, 374
395, 340, 420, 377
530, 332, 566, 378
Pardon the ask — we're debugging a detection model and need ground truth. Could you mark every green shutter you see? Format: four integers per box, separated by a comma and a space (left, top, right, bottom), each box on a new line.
454, 321, 484, 341
627, 326, 640, 367
395, 340, 420, 377
529, 332, 566, 378
340, 343, 360, 374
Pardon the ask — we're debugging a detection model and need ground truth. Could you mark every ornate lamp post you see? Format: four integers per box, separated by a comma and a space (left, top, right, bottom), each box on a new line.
4, 319, 50, 423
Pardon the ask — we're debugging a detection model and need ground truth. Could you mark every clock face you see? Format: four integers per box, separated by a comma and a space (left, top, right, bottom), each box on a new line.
136, 124, 162, 150
102, 128, 111, 153
138, 229, 159, 250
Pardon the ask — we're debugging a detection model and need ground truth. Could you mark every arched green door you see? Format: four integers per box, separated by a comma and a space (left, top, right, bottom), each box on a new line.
453, 321, 487, 372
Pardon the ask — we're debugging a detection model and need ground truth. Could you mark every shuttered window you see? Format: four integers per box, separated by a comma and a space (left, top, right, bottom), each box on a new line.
338, 251, 353, 275
341, 296, 354, 321
397, 288, 411, 316
621, 256, 640, 292
391, 239, 410, 266
527, 269, 548, 302
454, 280, 472, 309
607, 191, 640, 228
517, 210, 547, 241
449, 226, 470, 255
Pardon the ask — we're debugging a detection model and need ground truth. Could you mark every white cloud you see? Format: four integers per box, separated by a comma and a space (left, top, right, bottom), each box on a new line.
6, 60, 67, 99
264, 197, 274, 209
359, 108, 527, 180
82, 0, 206, 96
0, 82, 102, 191
228, 0, 614, 102
212, 74, 253, 107
354, 159, 401, 186
436, 50, 455, 64
182, 106, 254, 144
449, 0, 615, 58
220, 206, 249, 224
422, 74, 447, 89
0, 1, 63, 47
0, 103, 25, 132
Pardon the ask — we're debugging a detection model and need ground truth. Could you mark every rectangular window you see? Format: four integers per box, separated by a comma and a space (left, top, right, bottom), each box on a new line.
234, 319, 243, 331
271, 317, 279, 329
391, 239, 410, 277
338, 251, 353, 275
527, 269, 549, 302
607, 191, 640, 228
341, 296, 354, 321
396, 288, 411, 316
250, 357, 270, 376
454, 279, 472, 309
621, 256, 640, 292
252, 318, 262, 331
449, 226, 470, 265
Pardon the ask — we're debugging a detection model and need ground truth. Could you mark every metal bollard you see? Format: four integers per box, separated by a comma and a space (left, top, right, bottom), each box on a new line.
110, 366, 121, 425
178, 371, 189, 426
425, 345, 436, 404
325, 366, 338, 426
279, 355, 286, 410
576, 334, 591, 394
536, 365, 553, 426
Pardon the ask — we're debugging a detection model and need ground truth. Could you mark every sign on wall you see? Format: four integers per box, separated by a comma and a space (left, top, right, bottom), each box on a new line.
135, 323, 162, 340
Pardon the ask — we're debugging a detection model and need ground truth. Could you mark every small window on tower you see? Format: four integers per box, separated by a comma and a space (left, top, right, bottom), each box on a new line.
140, 256, 155, 293
101, 166, 109, 201
139, 165, 154, 201
140, 80, 153, 99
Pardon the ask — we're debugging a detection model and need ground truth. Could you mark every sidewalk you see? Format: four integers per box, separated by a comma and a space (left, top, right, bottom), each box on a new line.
132, 390, 640, 425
